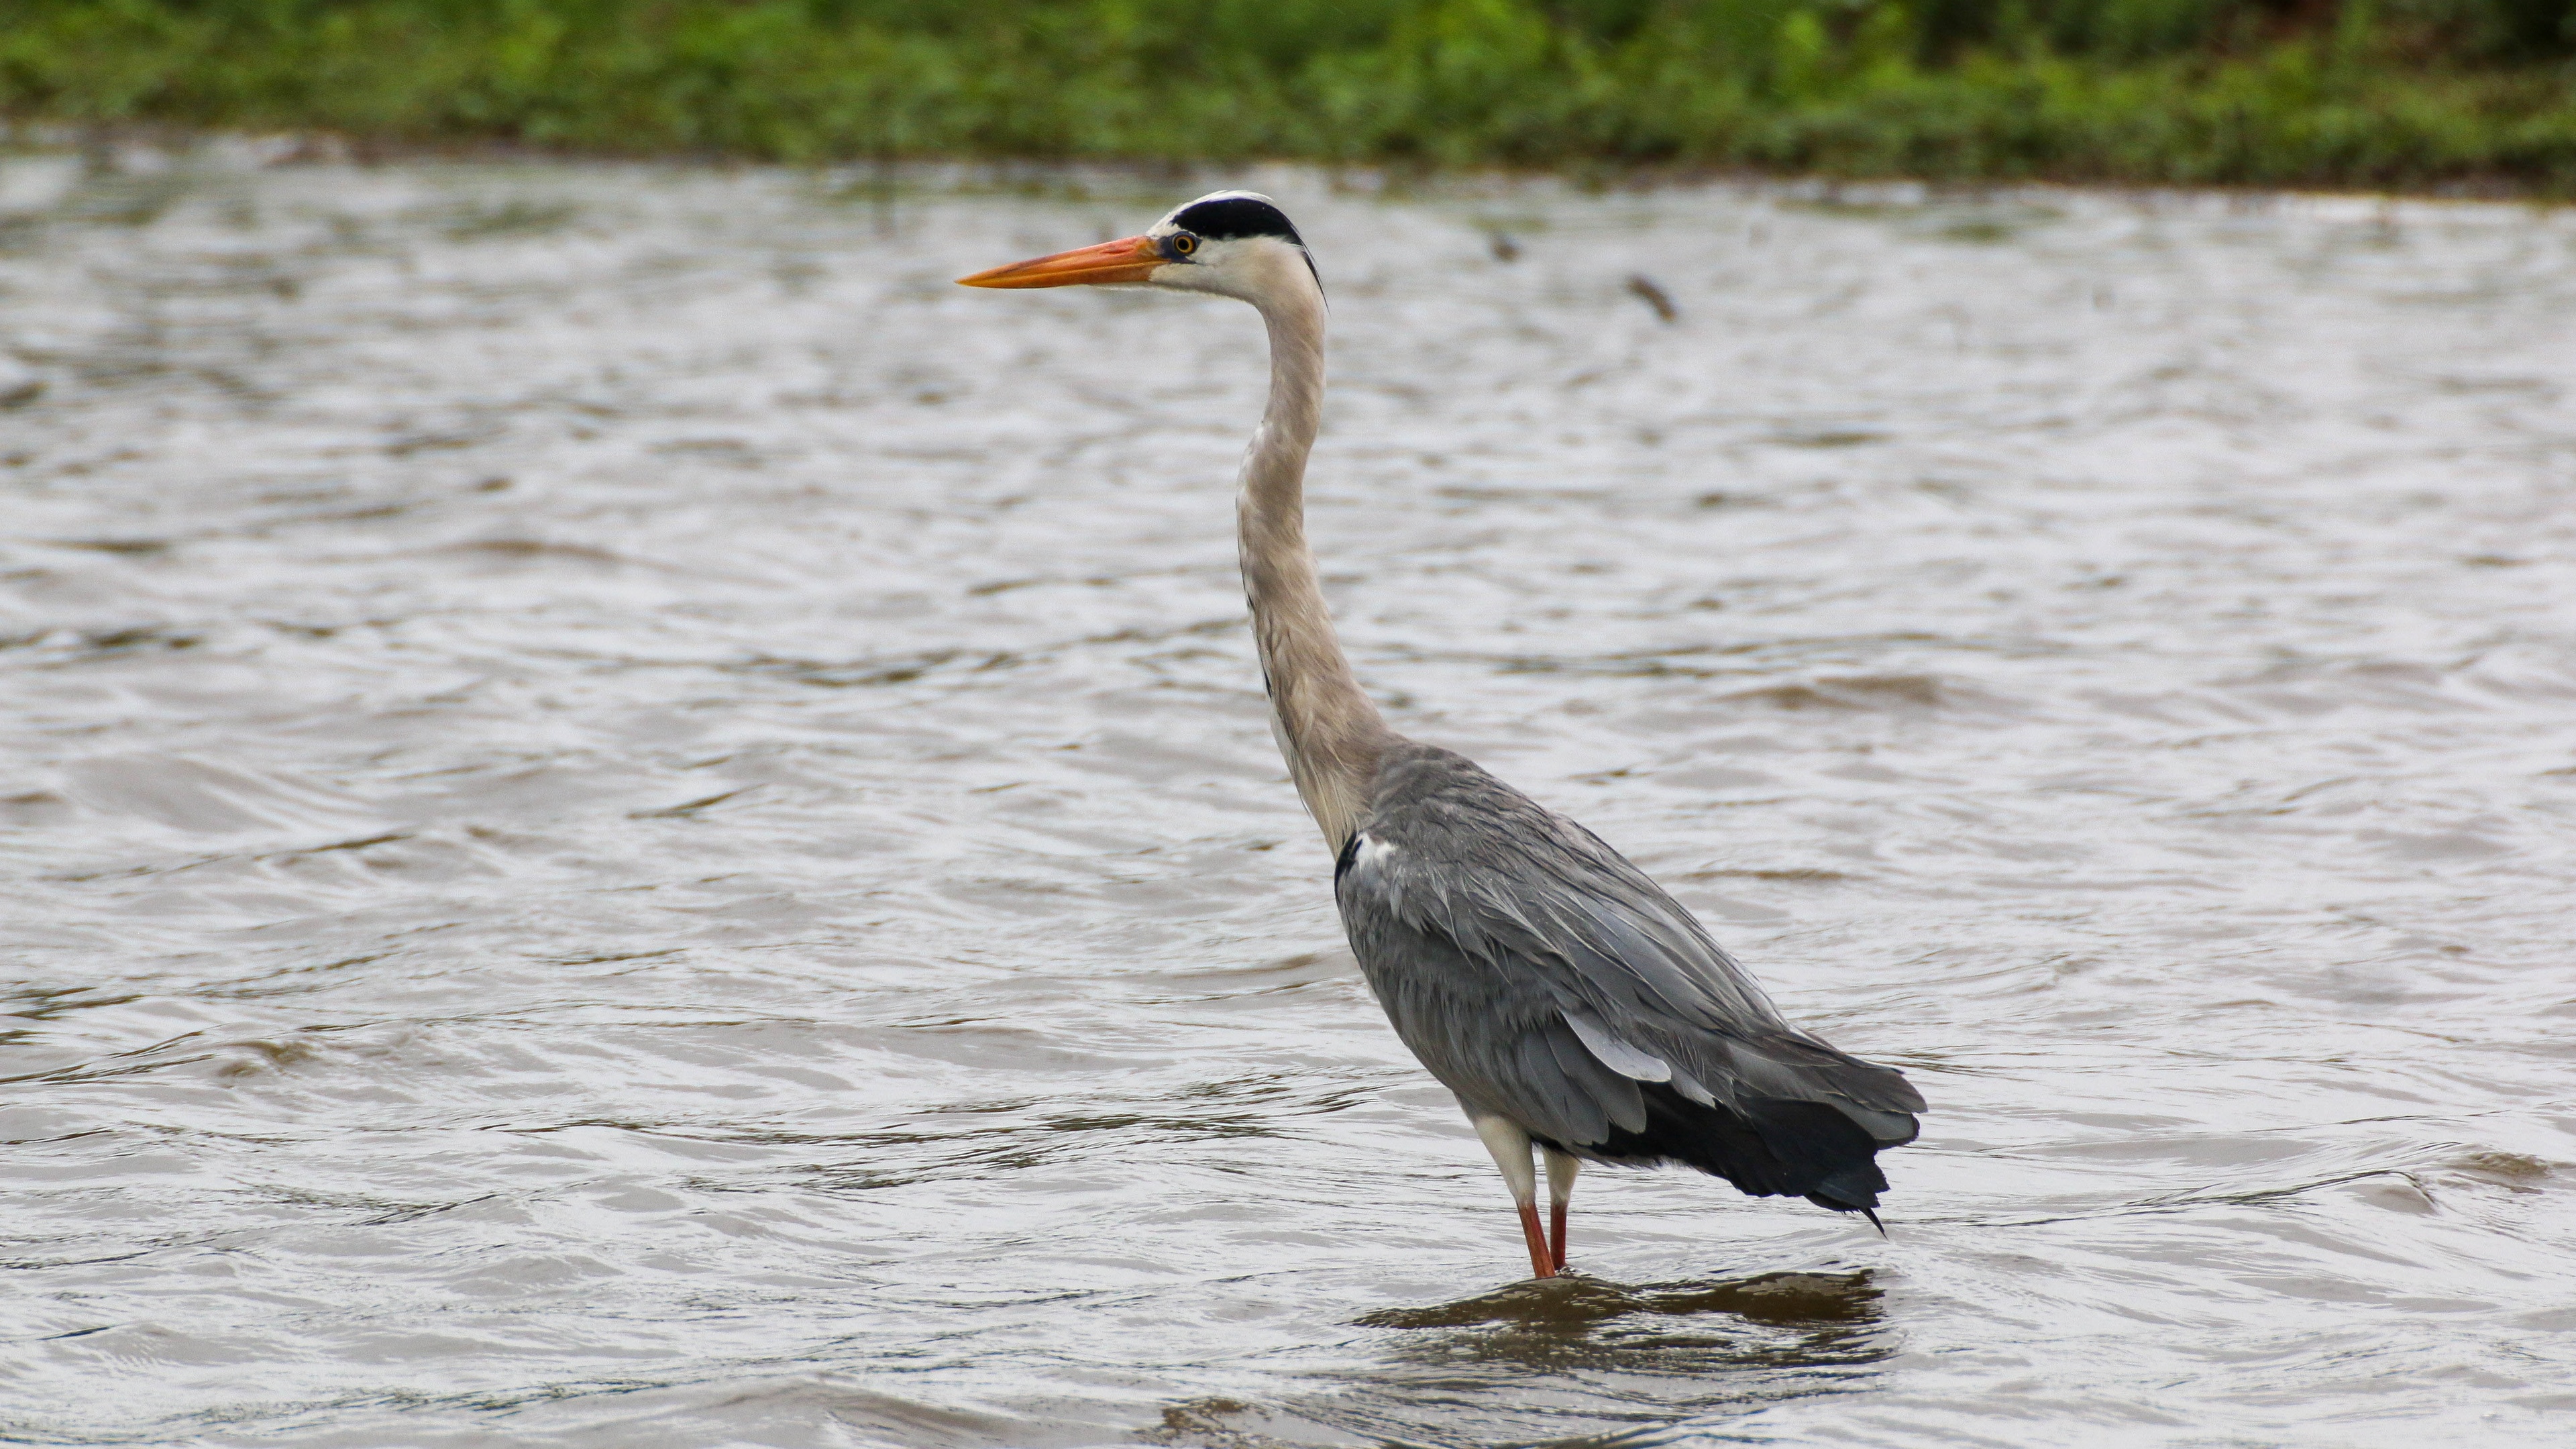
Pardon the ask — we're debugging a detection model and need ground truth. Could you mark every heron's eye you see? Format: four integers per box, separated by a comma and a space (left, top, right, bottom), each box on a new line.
1171, 233, 1199, 257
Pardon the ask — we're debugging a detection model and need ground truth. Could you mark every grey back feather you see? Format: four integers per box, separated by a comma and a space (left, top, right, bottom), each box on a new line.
1335, 742, 1923, 1161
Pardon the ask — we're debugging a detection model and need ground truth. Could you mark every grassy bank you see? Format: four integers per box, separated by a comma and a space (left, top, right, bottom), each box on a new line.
5, 0, 2575, 190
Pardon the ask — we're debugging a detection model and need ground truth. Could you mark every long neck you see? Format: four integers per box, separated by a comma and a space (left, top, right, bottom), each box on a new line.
1239, 274, 1391, 851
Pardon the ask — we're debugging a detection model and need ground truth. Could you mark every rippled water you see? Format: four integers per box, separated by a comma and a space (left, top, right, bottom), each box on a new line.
3, 146, 2573, 1446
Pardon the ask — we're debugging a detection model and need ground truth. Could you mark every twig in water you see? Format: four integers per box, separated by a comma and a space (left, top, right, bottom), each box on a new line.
1625, 274, 1678, 323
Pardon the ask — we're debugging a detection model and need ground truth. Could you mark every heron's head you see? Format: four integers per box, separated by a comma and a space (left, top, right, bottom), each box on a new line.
958, 191, 1320, 306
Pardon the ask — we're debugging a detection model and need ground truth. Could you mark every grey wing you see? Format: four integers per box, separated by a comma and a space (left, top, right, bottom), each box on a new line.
1334, 743, 1921, 1204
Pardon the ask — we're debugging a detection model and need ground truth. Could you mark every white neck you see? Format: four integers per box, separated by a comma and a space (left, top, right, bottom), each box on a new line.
1236, 260, 1391, 851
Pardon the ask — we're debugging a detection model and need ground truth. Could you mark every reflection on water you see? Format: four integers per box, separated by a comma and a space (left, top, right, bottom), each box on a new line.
1327, 1273, 1889, 1444
1356, 1268, 1883, 1333
1, 142, 2573, 1447
1148, 1273, 1890, 1446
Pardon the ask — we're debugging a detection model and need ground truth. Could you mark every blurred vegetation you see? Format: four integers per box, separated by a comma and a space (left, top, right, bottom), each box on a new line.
3, 0, 2574, 187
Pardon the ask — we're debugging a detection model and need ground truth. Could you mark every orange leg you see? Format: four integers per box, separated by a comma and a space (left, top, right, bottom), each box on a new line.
1516, 1200, 1557, 1279
1544, 1148, 1579, 1273
1475, 1115, 1559, 1281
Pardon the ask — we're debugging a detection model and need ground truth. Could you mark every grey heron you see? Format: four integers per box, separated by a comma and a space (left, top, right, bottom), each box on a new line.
961, 193, 1923, 1281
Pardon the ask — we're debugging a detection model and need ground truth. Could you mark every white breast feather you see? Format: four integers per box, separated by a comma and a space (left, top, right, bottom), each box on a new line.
1350, 833, 1399, 873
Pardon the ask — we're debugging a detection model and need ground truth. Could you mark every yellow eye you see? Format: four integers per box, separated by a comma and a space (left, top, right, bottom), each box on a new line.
1172, 233, 1199, 256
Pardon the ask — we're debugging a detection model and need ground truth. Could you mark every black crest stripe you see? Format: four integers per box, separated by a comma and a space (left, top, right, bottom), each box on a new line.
1172, 197, 1304, 246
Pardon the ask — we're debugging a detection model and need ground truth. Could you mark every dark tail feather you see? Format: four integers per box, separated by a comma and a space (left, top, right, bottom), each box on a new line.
1861, 1206, 1886, 1237
1743, 1096, 1890, 1208
1583, 1086, 1902, 1221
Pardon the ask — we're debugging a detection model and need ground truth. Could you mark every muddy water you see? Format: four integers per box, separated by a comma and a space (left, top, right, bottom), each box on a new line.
2, 148, 2572, 1447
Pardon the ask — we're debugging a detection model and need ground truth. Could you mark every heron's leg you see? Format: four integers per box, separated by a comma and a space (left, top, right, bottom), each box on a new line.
1470, 1114, 1554, 1280
1543, 1148, 1580, 1272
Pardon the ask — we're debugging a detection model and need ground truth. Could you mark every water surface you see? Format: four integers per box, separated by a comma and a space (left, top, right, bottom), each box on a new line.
2, 149, 2572, 1446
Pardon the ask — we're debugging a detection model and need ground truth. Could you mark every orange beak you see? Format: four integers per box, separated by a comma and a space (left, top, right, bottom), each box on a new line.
957, 235, 1163, 289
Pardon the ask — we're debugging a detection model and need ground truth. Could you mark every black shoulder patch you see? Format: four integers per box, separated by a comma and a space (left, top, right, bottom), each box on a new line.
1172, 195, 1304, 246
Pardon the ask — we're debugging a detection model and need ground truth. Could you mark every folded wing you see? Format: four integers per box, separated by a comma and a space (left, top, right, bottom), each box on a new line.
1335, 743, 1923, 1211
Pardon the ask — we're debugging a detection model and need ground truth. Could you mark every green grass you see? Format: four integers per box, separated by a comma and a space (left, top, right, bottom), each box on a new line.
5, 0, 2575, 190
